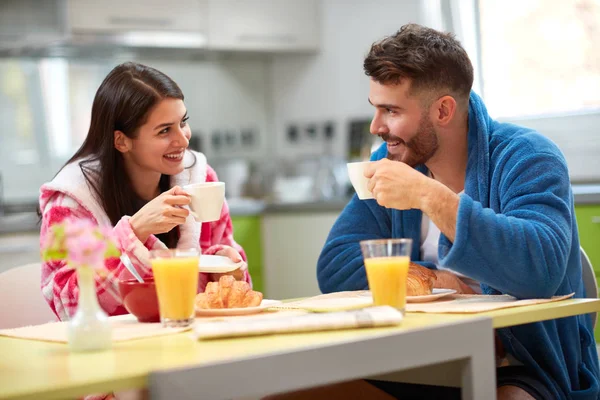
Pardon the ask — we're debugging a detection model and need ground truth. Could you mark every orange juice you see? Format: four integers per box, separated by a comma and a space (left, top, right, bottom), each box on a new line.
364, 256, 410, 309
151, 257, 199, 320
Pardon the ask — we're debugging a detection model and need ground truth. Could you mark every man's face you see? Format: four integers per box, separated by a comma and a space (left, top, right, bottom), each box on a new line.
368, 79, 439, 167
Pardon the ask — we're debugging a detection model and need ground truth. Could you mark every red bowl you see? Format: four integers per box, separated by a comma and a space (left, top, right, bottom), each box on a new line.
118, 278, 160, 323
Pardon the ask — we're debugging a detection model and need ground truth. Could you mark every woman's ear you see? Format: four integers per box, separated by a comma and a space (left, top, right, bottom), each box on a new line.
114, 130, 131, 153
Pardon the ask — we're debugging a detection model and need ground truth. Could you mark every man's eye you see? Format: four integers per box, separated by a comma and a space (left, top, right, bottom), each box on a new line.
386, 108, 396, 115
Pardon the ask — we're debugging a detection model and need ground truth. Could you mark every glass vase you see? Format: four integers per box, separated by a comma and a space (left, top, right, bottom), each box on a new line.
67, 265, 112, 352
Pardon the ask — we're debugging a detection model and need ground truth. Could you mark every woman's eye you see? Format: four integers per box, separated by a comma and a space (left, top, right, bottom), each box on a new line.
159, 127, 169, 134
181, 117, 189, 127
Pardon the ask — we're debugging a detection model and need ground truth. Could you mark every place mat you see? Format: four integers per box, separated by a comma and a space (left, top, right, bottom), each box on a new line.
270, 291, 373, 312
0, 314, 191, 343
405, 293, 575, 314
193, 306, 403, 339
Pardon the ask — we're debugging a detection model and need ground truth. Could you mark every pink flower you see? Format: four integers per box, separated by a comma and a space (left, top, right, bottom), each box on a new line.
66, 230, 107, 269
42, 218, 120, 270
64, 219, 96, 238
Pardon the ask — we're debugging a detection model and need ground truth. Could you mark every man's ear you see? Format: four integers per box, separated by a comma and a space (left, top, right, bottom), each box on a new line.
431, 95, 457, 127
114, 130, 131, 153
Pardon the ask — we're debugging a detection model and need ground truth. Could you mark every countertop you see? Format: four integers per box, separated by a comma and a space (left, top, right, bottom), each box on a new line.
571, 184, 600, 205
3, 184, 600, 234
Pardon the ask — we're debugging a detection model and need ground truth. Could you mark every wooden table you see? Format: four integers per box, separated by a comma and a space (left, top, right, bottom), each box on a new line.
0, 298, 598, 400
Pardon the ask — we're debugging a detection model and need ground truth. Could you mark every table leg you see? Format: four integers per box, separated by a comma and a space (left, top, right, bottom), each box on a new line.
460, 323, 496, 400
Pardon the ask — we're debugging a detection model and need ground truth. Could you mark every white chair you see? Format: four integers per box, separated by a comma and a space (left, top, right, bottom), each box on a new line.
581, 247, 598, 329
0, 263, 57, 329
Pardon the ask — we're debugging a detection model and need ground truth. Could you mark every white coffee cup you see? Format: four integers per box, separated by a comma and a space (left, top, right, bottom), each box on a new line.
347, 161, 374, 200
183, 182, 225, 222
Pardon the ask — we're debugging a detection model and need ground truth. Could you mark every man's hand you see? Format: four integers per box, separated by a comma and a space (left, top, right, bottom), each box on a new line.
364, 158, 431, 210
364, 159, 460, 242
433, 270, 476, 294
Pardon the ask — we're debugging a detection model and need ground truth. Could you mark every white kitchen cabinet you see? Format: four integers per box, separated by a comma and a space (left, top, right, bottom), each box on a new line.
207, 0, 319, 52
67, 0, 209, 33
261, 211, 339, 299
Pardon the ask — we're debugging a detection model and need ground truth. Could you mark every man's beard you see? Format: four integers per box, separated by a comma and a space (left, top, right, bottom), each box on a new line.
382, 115, 439, 167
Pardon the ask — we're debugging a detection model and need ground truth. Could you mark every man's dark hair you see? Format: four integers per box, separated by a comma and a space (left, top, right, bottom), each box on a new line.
364, 23, 474, 107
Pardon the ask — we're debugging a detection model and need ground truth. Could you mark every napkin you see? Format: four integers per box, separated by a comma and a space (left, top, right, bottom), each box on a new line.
193, 306, 403, 339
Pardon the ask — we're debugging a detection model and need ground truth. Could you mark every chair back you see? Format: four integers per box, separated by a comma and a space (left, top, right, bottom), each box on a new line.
0, 263, 57, 329
581, 247, 598, 328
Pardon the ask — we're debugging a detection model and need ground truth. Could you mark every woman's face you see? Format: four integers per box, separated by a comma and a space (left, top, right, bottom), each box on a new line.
121, 98, 191, 177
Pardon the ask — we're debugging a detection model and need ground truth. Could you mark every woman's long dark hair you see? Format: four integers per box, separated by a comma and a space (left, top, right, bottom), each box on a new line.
65, 62, 187, 248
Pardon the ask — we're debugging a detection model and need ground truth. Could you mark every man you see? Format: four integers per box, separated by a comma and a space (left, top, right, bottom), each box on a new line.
316, 24, 600, 399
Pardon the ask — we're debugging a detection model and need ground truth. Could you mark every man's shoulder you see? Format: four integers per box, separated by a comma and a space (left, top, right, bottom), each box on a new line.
370, 142, 388, 161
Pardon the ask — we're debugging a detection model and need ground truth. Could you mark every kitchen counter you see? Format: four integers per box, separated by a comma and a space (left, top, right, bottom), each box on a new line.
572, 185, 600, 205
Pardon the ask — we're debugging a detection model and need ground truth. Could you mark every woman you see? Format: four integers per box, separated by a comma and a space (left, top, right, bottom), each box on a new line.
39, 62, 251, 321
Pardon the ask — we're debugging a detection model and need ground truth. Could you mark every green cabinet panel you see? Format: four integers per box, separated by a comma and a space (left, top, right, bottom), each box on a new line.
575, 205, 600, 272
575, 205, 600, 341
231, 216, 263, 293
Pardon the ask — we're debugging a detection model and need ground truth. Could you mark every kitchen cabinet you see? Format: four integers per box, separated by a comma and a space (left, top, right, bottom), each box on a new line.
67, 0, 208, 34
207, 0, 319, 52
261, 211, 339, 299
231, 215, 263, 293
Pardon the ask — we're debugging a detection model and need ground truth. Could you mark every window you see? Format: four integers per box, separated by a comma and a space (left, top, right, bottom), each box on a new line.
477, 0, 600, 118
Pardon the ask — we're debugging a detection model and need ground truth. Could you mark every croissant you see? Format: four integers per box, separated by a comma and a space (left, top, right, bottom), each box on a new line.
406, 262, 436, 296
195, 275, 263, 309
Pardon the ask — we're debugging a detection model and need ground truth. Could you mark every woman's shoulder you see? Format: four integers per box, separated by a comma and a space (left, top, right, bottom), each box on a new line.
40, 158, 107, 224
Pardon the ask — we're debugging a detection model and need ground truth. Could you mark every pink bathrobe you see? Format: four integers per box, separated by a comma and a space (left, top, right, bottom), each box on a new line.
39, 150, 249, 321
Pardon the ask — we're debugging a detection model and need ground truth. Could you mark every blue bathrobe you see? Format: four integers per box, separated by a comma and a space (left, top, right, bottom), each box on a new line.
317, 92, 600, 399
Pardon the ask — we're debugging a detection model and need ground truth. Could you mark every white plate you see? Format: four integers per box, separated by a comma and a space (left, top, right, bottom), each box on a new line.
198, 255, 245, 273
407, 288, 457, 303
358, 289, 457, 303
195, 299, 282, 317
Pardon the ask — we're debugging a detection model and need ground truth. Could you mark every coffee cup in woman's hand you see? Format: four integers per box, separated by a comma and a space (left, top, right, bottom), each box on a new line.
183, 182, 225, 222
129, 185, 191, 242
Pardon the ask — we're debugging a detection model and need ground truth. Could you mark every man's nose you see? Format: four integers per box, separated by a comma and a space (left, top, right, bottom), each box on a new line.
370, 113, 388, 136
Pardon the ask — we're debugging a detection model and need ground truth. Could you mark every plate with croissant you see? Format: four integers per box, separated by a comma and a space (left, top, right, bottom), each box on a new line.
195, 275, 281, 316
405, 262, 456, 303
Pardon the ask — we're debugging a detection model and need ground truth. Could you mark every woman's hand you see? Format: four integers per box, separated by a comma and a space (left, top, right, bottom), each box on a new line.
210, 245, 248, 281
129, 186, 191, 242
433, 270, 476, 294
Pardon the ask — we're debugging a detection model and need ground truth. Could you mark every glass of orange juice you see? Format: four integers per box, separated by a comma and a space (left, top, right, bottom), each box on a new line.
150, 249, 199, 328
360, 238, 412, 315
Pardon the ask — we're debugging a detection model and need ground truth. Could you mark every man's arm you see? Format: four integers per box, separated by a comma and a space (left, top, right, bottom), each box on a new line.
420, 180, 460, 242
437, 148, 573, 298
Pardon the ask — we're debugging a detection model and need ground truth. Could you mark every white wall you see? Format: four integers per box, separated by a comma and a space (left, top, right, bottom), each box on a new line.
268, 0, 422, 159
